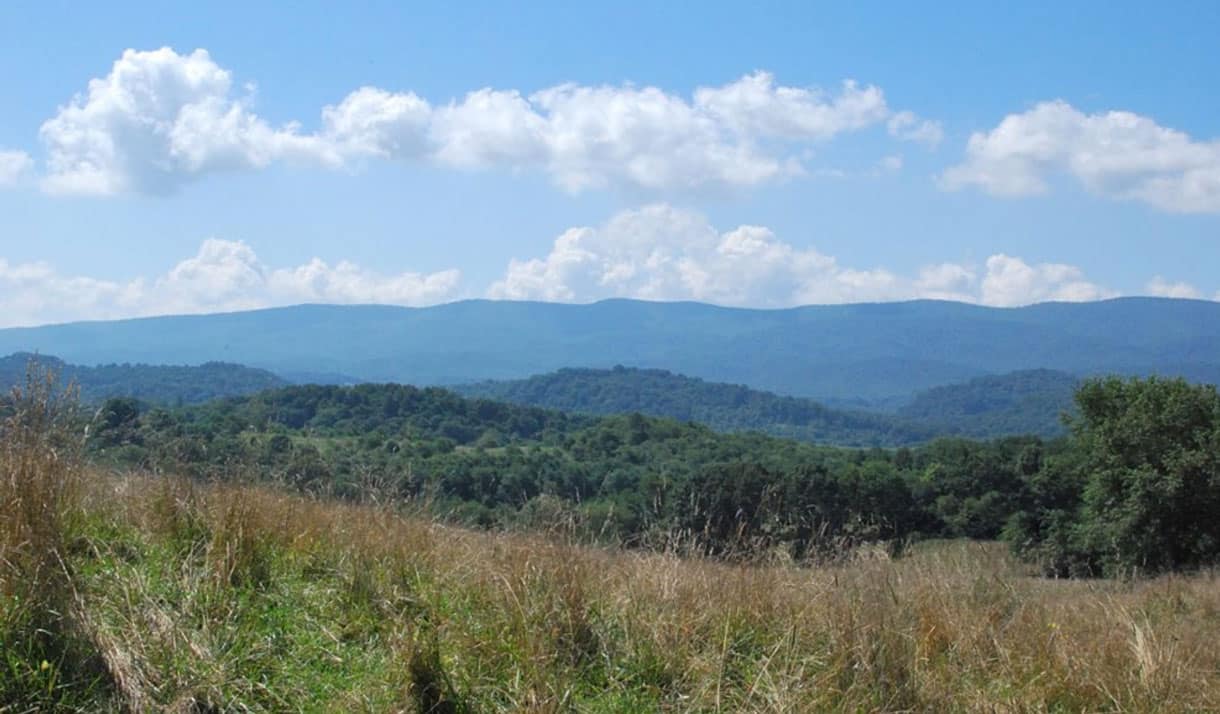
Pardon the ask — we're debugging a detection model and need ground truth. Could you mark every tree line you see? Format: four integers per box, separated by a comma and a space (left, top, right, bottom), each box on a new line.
80, 376, 1220, 577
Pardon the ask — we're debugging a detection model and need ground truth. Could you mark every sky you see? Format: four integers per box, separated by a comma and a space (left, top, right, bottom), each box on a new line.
1, 1, 1218, 327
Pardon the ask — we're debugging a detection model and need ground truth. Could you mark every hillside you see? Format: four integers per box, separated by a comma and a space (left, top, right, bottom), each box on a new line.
91, 380, 1060, 544
453, 366, 931, 446
5, 397, 1220, 710
0, 352, 288, 405
1, 297, 1219, 401
898, 369, 1079, 438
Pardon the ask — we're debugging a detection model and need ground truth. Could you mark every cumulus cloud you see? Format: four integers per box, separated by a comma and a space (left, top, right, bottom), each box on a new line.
692, 75, 887, 140
39, 48, 336, 195
36, 48, 937, 195
0, 239, 460, 328
0, 258, 147, 327
1145, 276, 1203, 299
978, 254, 1116, 306
942, 100, 1220, 213
487, 205, 900, 305
489, 205, 1118, 308
0, 150, 34, 187
913, 262, 978, 302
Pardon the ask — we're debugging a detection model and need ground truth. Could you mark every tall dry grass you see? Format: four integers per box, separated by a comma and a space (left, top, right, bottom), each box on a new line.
73, 472, 1220, 713
0, 364, 117, 710
0, 364, 83, 600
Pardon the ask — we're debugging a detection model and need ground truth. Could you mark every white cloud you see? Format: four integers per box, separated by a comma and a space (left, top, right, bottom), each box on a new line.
266, 256, 460, 305
0, 258, 147, 327
0, 239, 460, 328
0, 150, 34, 186
488, 205, 901, 306
942, 100, 1220, 213
519, 78, 788, 192
693, 75, 887, 140
887, 111, 944, 147
39, 48, 335, 195
1145, 276, 1203, 299
914, 262, 978, 302
489, 205, 1118, 308
320, 86, 433, 162
978, 254, 1116, 307
37, 49, 937, 196
0, 208, 1190, 327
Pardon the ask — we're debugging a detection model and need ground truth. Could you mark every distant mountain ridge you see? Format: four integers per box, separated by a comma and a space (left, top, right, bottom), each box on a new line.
454, 366, 934, 446
0, 352, 288, 405
1, 297, 1217, 401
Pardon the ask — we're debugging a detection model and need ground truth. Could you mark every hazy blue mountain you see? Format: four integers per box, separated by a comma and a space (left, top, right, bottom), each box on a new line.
453, 366, 933, 446
1, 297, 1218, 401
898, 369, 1080, 438
0, 352, 288, 405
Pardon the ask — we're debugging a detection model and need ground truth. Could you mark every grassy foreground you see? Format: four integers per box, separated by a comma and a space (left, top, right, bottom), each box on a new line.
3, 389, 1220, 711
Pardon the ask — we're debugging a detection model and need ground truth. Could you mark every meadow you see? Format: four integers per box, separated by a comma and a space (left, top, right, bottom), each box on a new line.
3, 381, 1218, 712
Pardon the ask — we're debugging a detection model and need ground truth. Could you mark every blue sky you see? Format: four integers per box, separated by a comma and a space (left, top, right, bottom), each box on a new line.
0, 1, 1217, 326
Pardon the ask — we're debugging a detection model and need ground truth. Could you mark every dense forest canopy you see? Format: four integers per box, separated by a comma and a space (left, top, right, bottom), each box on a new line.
455, 366, 1086, 443
80, 374, 1220, 576
896, 369, 1079, 438
454, 366, 934, 446
0, 352, 288, 405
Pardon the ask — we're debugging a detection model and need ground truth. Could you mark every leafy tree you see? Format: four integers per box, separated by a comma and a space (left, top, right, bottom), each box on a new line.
1073, 377, 1220, 575
1009, 377, 1220, 576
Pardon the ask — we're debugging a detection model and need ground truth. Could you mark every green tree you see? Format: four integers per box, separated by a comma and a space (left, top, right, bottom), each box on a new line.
1010, 377, 1220, 577
1074, 377, 1220, 575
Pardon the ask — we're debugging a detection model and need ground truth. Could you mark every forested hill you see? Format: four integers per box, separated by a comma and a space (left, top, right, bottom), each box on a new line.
898, 369, 1079, 438
453, 366, 931, 446
3, 297, 1220, 402
90, 379, 1052, 549
0, 352, 288, 405
90, 375, 1220, 577
176, 382, 591, 443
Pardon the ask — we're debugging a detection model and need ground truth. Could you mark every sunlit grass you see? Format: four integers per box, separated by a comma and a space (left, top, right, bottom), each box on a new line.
5, 471, 1211, 712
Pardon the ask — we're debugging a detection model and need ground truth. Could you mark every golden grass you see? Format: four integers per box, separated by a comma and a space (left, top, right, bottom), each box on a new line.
0, 370, 83, 600
63, 472, 1220, 713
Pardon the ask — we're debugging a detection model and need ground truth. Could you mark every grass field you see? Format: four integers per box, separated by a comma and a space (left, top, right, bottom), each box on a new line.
3, 384, 1220, 712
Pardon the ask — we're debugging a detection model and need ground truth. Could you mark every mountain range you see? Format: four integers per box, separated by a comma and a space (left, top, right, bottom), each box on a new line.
0, 297, 1216, 402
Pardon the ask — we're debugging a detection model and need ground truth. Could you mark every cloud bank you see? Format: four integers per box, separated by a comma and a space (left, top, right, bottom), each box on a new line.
35, 47, 937, 196
489, 205, 1118, 307
6, 47, 1217, 216
0, 239, 459, 327
6, 203, 1209, 328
